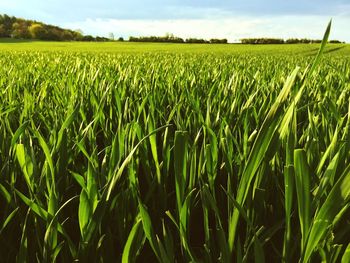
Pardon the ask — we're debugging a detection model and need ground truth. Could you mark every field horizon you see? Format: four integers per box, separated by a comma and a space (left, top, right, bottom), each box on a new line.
0, 38, 350, 55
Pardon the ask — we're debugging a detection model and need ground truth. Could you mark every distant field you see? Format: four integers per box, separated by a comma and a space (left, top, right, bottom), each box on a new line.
0, 38, 350, 55
0, 38, 349, 262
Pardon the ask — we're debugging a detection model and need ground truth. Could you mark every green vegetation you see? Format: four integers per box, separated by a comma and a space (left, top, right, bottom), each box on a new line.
0, 14, 109, 41
241, 38, 344, 44
128, 34, 227, 44
0, 23, 349, 262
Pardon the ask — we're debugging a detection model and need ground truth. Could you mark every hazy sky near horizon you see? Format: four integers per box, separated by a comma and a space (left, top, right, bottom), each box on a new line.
1, 0, 350, 42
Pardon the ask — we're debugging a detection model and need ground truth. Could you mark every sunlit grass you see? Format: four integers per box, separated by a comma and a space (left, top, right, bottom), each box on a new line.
0, 22, 349, 262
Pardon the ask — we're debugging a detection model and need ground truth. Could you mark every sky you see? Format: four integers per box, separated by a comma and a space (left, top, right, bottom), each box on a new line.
1, 0, 350, 42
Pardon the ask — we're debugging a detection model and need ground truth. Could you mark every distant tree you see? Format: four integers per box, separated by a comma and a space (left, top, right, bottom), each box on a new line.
45, 27, 62, 40
96, 36, 109, 42
286, 38, 325, 44
0, 24, 6, 37
75, 29, 83, 35
11, 21, 30, 38
165, 32, 175, 40
186, 38, 209, 43
82, 35, 95, 41
118, 37, 124, 41
285, 38, 299, 44
240, 38, 284, 44
0, 13, 118, 41
129, 35, 184, 43
210, 38, 228, 44
28, 23, 47, 39
73, 30, 83, 41
62, 30, 74, 40
1, 14, 15, 36
108, 32, 114, 40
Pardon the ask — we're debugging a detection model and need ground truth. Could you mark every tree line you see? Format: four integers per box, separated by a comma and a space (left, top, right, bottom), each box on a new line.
0, 14, 109, 41
129, 34, 228, 44
240, 38, 344, 44
1, 14, 345, 44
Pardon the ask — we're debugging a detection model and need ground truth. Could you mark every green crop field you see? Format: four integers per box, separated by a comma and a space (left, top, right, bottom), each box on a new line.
1, 38, 350, 55
0, 29, 349, 262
